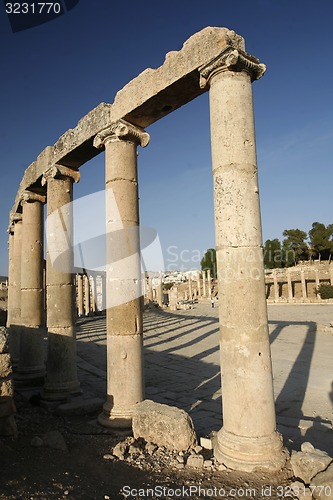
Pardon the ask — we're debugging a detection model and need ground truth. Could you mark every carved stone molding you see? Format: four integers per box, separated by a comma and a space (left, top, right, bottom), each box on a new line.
93, 119, 150, 150
199, 47, 266, 88
20, 190, 46, 205
41, 164, 80, 186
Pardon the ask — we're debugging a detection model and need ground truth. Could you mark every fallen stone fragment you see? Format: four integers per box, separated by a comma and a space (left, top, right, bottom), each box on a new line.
186, 454, 204, 469
43, 430, 67, 451
311, 462, 333, 500
112, 441, 127, 460
103, 454, 115, 461
290, 445, 332, 484
132, 400, 197, 451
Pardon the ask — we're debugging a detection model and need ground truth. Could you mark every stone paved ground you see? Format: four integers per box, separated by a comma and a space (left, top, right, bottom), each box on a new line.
76, 303, 333, 455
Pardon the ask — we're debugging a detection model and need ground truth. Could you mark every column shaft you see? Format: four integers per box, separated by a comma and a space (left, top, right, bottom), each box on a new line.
287, 270, 293, 302
93, 121, 149, 429
202, 270, 206, 297
17, 195, 45, 383
301, 270, 307, 301
43, 169, 80, 400
206, 63, 284, 471
8, 218, 22, 367
273, 271, 279, 302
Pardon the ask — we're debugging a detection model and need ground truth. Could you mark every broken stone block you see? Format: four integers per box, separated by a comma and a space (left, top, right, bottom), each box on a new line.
290, 444, 332, 484
311, 462, 333, 500
186, 454, 204, 469
132, 400, 197, 451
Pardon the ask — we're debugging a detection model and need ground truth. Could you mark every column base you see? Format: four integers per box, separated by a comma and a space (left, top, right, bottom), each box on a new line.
98, 400, 132, 429
42, 379, 82, 402
214, 427, 287, 473
14, 365, 45, 387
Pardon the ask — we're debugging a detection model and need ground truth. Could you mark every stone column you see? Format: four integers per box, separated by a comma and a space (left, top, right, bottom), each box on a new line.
77, 274, 84, 317
199, 47, 285, 471
94, 120, 149, 428
6, 224, 14, 331
42, 165, 81, 400
315, 268, 320, 289
207, 269, 212, 298
287, 270, 293, 302
157, 272, 163, 307
197, 271, 201, 297
202, 270, 206, 297
148, 277, 153, 302
8, 214, 23, 367
84, 274, 90, 316
273, 271, 279, 302
301, 269, 307, 301
89, 275, 96, 314
188, 277, 192, 300
16, 191, 46, 384
329, 266, 333, 286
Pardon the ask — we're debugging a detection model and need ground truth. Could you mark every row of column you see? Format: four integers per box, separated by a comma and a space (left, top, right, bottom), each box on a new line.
7, 44, 285, 471
7, 166, 81, 399
271, 269, 333, 302
76, 274, 105, 316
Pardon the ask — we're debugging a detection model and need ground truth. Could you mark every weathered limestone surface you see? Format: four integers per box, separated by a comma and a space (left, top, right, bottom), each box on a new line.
311, 462, 333, 499
132, 400, 197, 451
16, 192, 46, 383
290, 442, 333, 484
11, 27, 245, 214
201, 46, 284, 471
43, 166, 81, 400
94, 120, 147, 428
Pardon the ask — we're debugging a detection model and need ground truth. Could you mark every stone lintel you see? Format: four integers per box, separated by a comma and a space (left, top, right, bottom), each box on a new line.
93, 119, 150, 150
12, 27, 257, 210
41, 165, 80, 186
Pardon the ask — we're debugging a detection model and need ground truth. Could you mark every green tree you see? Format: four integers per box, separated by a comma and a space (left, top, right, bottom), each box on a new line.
201, 248, 217, 278
308, 222, 333, 260
282, 229, 309, 266
264, 239, 283, 269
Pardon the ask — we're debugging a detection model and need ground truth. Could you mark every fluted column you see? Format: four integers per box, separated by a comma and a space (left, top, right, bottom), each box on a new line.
16, 191, 46, 384
8, 214, 23, 367
94, 119, 149, 428
188, 277, 192, 300
42, 165, 81, 400
200, 46, 285, 471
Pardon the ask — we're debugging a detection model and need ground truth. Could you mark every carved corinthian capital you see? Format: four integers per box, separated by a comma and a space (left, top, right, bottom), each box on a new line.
93, 119, 150, 149
199, 46, 266, 88
41, 164, 80, 186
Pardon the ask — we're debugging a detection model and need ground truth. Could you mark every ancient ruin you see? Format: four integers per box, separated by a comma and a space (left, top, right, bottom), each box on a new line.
5, 27, 287, 472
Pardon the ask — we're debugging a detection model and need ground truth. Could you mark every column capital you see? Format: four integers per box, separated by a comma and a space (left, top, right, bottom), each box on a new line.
93, 119, 150, 149
199, 47, 266, 88
41, 164, 80, 186
8, 213, 22, 234
20, 190, 46, 205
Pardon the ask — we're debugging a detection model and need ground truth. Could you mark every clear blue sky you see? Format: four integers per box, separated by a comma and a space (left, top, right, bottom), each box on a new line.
1, 0, 333, 275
